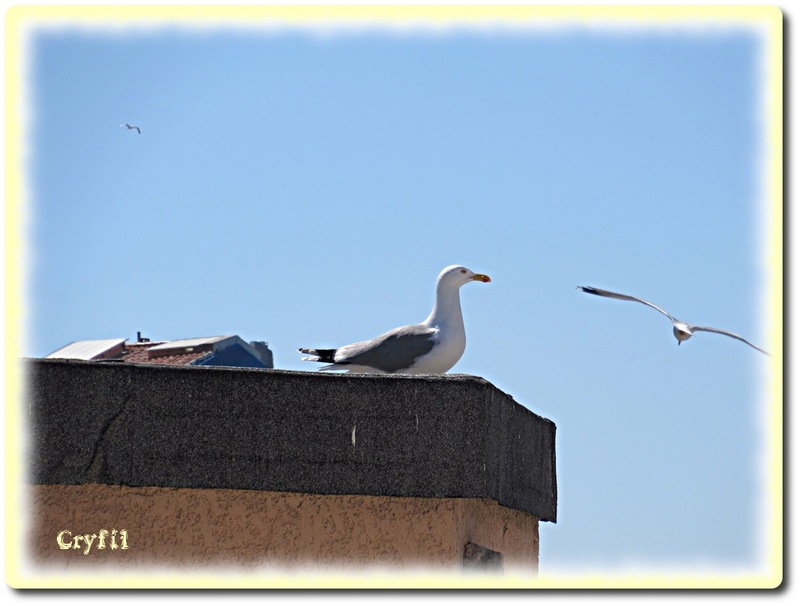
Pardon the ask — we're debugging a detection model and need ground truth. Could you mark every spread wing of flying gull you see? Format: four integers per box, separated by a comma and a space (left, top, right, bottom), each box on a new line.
577, 285, 769, 355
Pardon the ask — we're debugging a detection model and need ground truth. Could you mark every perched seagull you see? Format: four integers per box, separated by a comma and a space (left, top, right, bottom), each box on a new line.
577, 286, 769, 355
120, 123, 141, 134
299, 265, 492, 374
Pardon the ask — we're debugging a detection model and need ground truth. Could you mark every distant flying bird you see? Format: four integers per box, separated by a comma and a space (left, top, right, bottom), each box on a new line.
120, 123, 141, 134
299, 265, 492, 374
577, 285, 769, 355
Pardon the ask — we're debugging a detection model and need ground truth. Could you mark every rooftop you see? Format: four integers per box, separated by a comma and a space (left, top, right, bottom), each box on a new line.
44, 334, 273, 368
115, 342, 211, 365
44, 338, 127, 361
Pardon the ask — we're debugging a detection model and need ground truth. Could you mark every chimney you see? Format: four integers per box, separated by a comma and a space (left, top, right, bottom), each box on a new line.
249, 341, 274, 369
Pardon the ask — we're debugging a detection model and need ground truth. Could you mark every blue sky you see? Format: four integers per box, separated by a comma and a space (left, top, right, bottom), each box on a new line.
15, 6, 781, 582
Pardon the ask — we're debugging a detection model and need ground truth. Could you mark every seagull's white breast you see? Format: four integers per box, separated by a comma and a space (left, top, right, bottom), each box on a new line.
406, 323, 466, 374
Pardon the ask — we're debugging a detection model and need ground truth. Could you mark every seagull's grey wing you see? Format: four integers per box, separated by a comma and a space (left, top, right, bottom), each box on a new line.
688, 325, 770, 355
577, 286, 677, 322
335, 324, 437, 373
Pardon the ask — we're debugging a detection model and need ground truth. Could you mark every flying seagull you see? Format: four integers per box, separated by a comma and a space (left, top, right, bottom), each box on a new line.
299, 265, 492, 374
577, 285, 769, 355
120, 123, 141, 134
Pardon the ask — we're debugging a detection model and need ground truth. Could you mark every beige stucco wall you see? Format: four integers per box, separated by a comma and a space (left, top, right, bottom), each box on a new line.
26, 484, 539, 574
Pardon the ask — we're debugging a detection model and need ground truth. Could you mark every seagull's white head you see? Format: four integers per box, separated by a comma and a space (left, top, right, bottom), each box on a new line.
437, 265, 492, 289
672, 322, 693, 345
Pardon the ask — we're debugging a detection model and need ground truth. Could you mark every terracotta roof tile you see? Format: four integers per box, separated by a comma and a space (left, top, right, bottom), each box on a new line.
116, 342, 211, 366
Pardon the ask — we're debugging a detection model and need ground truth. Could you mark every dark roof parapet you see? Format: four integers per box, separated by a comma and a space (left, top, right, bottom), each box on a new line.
25, 358, 557, 522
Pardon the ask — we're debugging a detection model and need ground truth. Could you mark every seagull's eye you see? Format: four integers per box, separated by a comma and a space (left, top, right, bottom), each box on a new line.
460, 269, 467, 274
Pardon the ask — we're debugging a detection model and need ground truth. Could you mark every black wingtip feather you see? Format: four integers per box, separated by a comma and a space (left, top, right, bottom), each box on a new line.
299, 348, 338, 363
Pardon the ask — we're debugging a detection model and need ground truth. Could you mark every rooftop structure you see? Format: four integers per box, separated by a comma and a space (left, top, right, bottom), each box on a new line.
45, 333, 273, 368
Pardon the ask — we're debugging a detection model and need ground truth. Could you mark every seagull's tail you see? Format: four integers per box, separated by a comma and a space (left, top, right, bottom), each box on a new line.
298, 347, 337, 363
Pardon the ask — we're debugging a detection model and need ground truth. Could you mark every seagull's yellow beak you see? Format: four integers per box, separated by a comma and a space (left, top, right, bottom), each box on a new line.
471, 273, 491, 283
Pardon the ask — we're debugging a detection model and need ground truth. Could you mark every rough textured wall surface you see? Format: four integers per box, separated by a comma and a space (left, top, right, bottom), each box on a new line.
27, 359, 557, 522
27, 484, 539, 573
